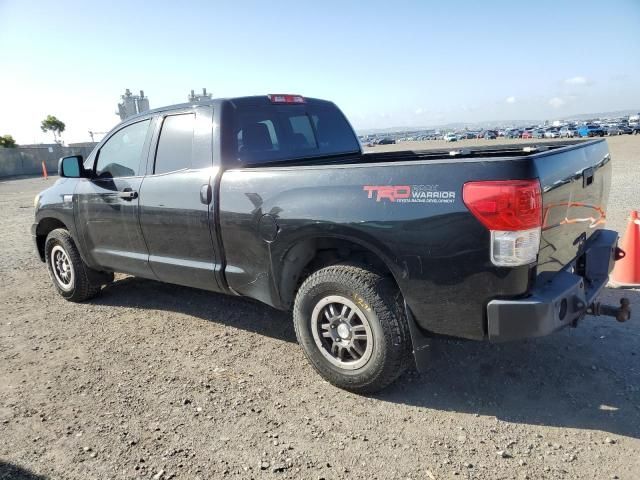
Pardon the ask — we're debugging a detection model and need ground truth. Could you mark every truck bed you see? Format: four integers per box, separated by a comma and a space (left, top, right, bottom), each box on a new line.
362, 139, 588, 163
366, 140, 612, 274
254, 139, 610, 275
220, 138, 610, 340
252, 140, 591, 167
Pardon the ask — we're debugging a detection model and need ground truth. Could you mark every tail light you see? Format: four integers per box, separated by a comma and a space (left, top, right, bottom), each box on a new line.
268, 94, 305, 104
463, 180, 542, 267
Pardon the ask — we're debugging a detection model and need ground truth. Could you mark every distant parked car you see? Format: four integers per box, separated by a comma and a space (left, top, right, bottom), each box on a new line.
483, 130, 498, 140
506, 129, 522, 139
544, 129, 561, 138
559, 127, 577, 138
606, 126, 623, 136
521, 130, 533, 139
377, 137, 396, 145
633, 125, 640, 135
467, 132, 480, 139
617, 125, 633, 135
533, 129, 546, 139
577, 125, 605, 137
443, 133, 457, 142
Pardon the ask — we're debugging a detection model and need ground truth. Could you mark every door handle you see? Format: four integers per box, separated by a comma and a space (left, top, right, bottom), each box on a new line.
200, 184, 212, 205
118, 190, 138, 201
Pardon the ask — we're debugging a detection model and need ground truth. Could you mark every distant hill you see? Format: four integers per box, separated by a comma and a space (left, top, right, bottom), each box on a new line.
356, 109, 640, 135
566, 109, 639, 120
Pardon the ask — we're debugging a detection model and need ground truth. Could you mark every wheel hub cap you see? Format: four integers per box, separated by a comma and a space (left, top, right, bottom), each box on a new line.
50, 245, 74, 292
336, 323, 350, 339
310, 295, 374, 370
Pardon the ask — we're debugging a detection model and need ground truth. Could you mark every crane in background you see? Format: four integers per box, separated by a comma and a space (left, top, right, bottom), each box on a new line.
87, 130, 108, 142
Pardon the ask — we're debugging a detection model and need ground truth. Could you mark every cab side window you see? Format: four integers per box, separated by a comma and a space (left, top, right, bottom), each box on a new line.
154, 113, 195, 174
95, 120, 150, 178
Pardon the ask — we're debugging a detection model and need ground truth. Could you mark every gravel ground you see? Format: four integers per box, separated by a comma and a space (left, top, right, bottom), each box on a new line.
1, 136, 639, 480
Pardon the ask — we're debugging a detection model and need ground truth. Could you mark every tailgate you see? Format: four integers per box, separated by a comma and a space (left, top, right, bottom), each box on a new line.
534, 139, 611, 273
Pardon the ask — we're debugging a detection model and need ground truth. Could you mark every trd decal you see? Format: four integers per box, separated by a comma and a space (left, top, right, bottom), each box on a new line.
363, 185, 456, 204
363, 185, 410, 202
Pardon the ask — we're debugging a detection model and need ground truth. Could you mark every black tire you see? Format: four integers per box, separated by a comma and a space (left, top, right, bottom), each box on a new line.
44, 228, 103, 302
293, 264, 411, 393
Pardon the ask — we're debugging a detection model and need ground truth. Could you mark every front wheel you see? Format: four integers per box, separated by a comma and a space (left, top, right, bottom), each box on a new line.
293, 264, 411, 393
45, 228, 105, 302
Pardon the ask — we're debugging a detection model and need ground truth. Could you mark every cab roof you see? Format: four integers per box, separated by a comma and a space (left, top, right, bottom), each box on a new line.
123, 95, 332, 123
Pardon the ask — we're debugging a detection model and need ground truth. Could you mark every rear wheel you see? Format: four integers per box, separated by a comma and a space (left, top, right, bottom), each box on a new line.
45, 228, 105, 302
293, 264, 411, 393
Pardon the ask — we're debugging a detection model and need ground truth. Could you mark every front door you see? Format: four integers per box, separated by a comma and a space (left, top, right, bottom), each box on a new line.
75, 118, 156, 278
138, 108, 221, 291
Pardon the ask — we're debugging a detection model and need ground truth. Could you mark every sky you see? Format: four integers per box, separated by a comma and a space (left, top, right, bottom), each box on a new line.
1, 0, 639, 144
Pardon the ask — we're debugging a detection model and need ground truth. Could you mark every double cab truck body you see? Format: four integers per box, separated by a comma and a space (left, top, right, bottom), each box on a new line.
33, 95, 630, 392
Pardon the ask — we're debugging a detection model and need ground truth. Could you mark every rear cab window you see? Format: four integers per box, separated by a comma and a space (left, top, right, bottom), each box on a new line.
226, 98, 360, 166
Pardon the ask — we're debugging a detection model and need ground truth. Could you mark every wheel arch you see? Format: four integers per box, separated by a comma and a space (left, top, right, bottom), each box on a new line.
35, 217, 69, 261
276, 230, 404, 310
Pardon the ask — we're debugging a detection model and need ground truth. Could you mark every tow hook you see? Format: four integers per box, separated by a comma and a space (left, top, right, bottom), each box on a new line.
587, 298, 632, 323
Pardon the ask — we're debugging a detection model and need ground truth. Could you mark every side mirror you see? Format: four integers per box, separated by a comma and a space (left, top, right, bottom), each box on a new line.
58, 155, 85, 178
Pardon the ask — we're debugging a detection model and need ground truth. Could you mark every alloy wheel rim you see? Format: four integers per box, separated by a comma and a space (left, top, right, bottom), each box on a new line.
311, 295, 373, 370
50, 245, 74, 291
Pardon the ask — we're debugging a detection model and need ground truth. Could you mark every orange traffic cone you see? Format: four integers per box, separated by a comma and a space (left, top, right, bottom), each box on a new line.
609, 210, 640, 288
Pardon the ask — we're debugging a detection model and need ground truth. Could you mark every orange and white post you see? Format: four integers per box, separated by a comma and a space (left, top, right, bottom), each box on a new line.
41, 161, 48, 179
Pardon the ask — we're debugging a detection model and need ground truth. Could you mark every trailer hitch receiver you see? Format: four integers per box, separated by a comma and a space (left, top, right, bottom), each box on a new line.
588, 298, 631, 323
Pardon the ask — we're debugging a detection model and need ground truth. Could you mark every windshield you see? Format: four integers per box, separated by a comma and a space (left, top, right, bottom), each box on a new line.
230, 102, 360, 165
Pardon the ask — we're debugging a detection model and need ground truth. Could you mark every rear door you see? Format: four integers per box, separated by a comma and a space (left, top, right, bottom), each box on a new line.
138, 106, 221, 291
75, 118, 155, 278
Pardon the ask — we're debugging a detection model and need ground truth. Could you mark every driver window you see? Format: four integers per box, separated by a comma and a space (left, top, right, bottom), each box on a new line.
95, 120, 150, 178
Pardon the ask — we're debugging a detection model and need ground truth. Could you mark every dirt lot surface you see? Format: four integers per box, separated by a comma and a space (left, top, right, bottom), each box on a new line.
1, 136, 639, 480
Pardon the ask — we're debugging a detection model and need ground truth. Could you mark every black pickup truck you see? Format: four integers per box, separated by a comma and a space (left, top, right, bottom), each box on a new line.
32, 94, 630, 392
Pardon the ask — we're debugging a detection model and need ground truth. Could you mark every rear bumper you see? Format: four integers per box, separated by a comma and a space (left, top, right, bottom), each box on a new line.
487, 229, 619, 342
